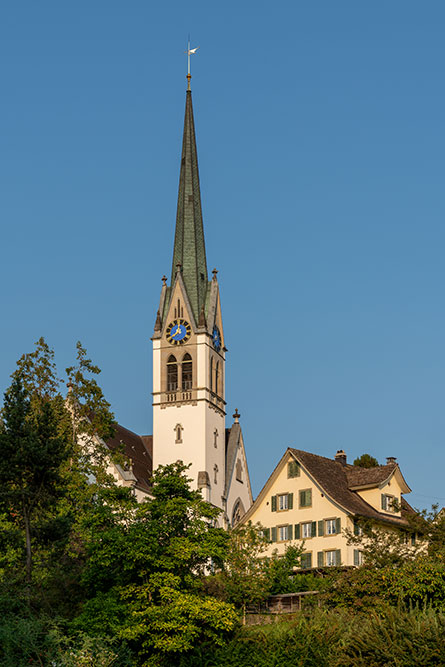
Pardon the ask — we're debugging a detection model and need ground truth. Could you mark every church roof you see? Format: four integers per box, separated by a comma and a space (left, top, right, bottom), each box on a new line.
106, 424, 153, 493
170, 88, 208, 323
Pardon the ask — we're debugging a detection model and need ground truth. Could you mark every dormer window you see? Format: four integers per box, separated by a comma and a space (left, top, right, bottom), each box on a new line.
381, 493, 398, 512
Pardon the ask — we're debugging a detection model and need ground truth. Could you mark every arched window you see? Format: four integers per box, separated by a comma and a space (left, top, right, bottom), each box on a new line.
182, 353, 192, 390
174, 423, 183, 443
213, 464, 218, 485
210, 357, 214, 392
214, 428, 218, 448
215, 361, 219, 396
167, 355, 178, 391
232, 499, 245, 526
236, 459, 243, 482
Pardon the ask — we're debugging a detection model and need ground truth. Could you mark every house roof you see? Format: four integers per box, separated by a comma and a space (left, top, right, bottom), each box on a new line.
290, 449, 411, 527
106, 424, 153, 493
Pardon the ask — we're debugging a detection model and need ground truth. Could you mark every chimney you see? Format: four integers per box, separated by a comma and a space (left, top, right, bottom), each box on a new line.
335, 450, 347, 466
386, 456, 397, 465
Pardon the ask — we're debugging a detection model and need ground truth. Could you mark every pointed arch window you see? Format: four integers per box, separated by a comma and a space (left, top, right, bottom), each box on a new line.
182, 353, 193, 390
214, 464, 218, 485
215, 361, 219, 396
210, 357, 214, 393
167, 355, 178, 391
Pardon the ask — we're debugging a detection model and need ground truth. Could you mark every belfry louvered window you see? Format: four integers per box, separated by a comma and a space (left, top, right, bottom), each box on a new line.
182, 353, 193, 389
167, 355, 178, 391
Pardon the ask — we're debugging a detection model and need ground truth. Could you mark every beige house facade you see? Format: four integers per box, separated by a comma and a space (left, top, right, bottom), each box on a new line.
241, 448, 413, 568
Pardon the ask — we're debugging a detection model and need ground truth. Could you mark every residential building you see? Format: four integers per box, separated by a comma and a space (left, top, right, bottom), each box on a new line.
240, 448, 413, 567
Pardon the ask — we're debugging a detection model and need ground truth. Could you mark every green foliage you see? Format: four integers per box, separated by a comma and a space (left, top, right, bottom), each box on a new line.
74, 463, 236, 664
353, 453, 379, 468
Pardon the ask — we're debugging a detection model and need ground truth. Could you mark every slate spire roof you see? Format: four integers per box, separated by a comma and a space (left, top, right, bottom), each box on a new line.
170, 86, 208, 322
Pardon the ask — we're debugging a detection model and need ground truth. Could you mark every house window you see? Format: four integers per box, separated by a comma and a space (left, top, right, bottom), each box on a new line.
167, 355, 178, 391
299, 489, 312, 508
301, 522, 312, 539
300, 552, 312, 569
213, 464, 218, 485
326, 519, 338, 535
174, 424, 183, 443
278, 525, 292, 542
278, 494, 289, 511
381, 494, 397, 512
287, 460, 300, 478
325, 550, 340, 567
236, 459, 243, 482
182, 353, 193, 390
213, 429, 218, 448
353, 549, 364, 566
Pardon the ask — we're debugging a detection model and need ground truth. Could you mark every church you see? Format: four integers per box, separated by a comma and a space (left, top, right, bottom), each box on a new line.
104, 71, 253, 528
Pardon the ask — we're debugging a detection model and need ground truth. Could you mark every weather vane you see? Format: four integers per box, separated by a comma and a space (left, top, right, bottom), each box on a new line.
185, 38, 199, 89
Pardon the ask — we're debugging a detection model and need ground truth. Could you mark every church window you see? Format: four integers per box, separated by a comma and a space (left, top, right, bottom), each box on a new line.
182, 353, 193, 390
214, 429, 218, 448
210, 358, 214, 392
236, 459, 243, 482
167, 355, 178, 391
214, 464, 218, 485
232, 499, 244, 526
174, 424, 183, 443
215, 361, 219, 395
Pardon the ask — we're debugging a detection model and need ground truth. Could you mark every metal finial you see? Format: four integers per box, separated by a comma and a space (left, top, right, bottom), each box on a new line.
212, 268, 218, 279
233, 409, 240, 423
185, 39, 199, 89
162, 275, 167, 286
176, 262, 182, 274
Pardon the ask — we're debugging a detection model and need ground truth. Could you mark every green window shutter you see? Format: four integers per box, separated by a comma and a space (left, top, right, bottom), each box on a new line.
306, 552, 312, 568
271, 495, 277, 512
311, 521, 317, 537
336, 517, 341, 534
318, 520, 324, 537
295, 523, 300, 539
353, 519, 359, 536
335, 550, 341, 566
263, 528, 271, 542
353, 549, 359, 566
317, 551, 324, 567
287, 524, 293, 540
288, 493, 293, 510
307, 489, 312, 506
381, 494, 386, 510
271, 526, 277, 542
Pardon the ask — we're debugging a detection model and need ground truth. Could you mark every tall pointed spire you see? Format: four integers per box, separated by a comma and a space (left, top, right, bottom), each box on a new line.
171, 83, 208, 323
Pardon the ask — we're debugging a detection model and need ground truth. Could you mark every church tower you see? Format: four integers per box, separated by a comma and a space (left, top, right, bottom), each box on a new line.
152, 74, 229, 515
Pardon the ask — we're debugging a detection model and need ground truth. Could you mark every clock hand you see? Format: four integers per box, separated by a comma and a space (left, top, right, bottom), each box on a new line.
174, 326, 181, 337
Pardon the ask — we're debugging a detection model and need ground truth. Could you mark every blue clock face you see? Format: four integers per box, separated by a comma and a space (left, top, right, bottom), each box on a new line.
166, 319, 192, 345
212, 325, 221, 351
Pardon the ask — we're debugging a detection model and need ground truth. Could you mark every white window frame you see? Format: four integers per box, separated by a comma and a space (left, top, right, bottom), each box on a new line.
278, 525, 289, 542
301, 522, 312, 539
326, 519, 337, 535
278, 494, 289, 511
325, 550, 338, 567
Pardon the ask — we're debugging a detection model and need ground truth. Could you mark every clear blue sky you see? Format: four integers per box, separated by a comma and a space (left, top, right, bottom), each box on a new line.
1, 1, 444, 506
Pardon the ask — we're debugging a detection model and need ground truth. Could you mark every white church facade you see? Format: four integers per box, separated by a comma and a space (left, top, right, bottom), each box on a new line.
105, 74, 252, 527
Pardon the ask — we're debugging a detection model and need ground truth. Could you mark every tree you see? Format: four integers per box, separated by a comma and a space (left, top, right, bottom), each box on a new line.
74, 463, 238, 665
0, 374, 70, 587
353, 453, 379, 468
